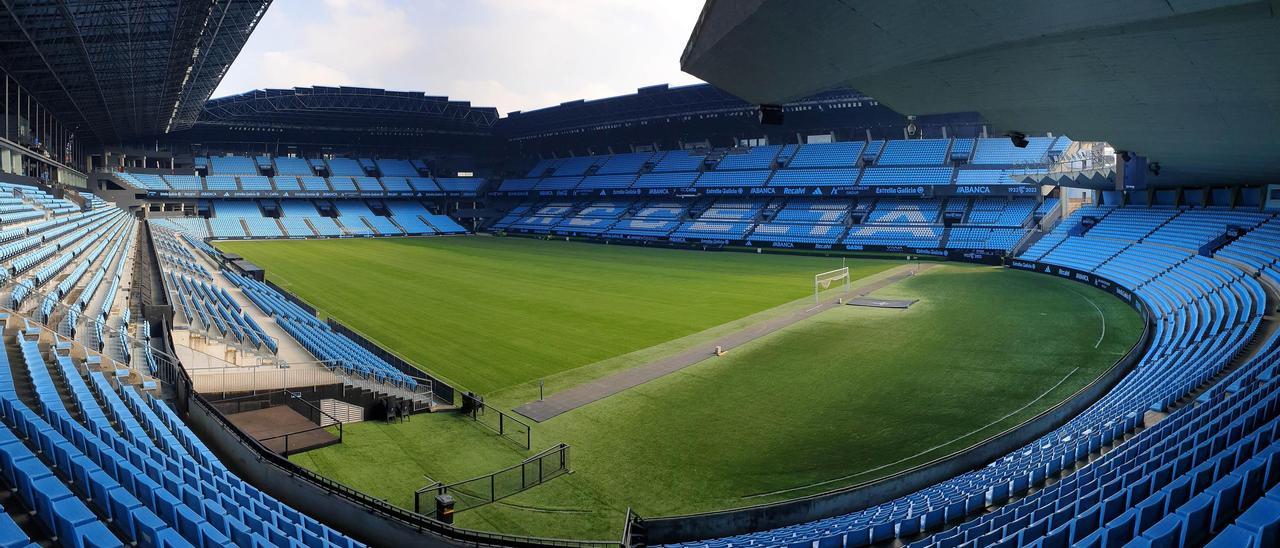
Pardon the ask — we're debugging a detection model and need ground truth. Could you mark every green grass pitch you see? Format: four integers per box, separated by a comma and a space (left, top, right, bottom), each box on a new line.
217, 236, 1143, 540
216, 236, 898, 392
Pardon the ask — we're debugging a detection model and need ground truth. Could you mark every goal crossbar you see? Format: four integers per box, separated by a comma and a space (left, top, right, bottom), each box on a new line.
814, 267, 851, 303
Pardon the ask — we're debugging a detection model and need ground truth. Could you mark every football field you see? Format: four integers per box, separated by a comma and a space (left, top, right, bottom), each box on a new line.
217, 236, 1144, 540
217, 236, 897, 392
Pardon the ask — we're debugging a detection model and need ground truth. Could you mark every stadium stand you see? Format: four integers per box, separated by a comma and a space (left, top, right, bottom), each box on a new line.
635, 172, 700, 188
435, 178, 484, 193
955, 167, 1044, 185
787, 142, 865, 168
299, 176, 331, 191
223, 270, 421, 390
485, 139, 1102, 254
858, 166, 954, 186
550, 156, 603, 177
877, 138, 951, 165
596, 152, 654, 175
652, 150, 708, 172
328, 177, 358, 192
408, 177, 440, 192
163, 175, 202, 190
971, 136, 1057, 165
272, 176, 301, 191
239, 175, 273, 191
380, 177, 413, 192
385, 201, 438, 235
376, 158, 420, 177
7, 0, 1273, 541
536, 177, 581, 191
333, 201, 377, 236
695, 170, 770, 188
499, 178, 540, 192
0, 181, 368, 548
579, 173, 639, 189
209, 154, 258, 175
209, 218, 248, 239
767, 167, 861, 187
716, 145, 780, 170
325, 158, 366, 177
205, 175, 239, 190
274, 156, 314, 176
687, 204, 1276, 547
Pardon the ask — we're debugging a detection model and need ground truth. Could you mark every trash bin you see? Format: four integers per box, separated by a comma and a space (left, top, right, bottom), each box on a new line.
436, 494, 456, 524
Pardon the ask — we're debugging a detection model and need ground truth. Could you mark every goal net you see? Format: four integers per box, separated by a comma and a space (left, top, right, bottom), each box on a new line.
814, 267, 851, 303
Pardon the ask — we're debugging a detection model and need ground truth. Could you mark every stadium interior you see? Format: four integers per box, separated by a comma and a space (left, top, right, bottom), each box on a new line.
0, 1, 1277, 547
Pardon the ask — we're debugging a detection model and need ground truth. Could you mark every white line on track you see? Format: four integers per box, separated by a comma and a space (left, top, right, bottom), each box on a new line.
1068, 287, 1107, 349
741, 367, 1083, 500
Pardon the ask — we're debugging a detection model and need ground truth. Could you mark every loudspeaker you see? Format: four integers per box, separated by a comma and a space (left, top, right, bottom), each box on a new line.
1007, 131, 1028, 148
757, 104, 784, 125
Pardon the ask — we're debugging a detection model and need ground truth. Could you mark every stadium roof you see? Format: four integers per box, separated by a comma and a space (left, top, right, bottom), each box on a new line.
499, 82, 871, 139
682, 0, 1280, 185
0, 0, 269, 144
199, 86, 500, 135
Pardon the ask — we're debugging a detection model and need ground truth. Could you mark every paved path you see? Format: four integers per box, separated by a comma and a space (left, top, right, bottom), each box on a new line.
514, 263, 936, 422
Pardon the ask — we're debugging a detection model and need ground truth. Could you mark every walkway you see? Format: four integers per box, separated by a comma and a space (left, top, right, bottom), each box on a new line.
514, 263, 937, 422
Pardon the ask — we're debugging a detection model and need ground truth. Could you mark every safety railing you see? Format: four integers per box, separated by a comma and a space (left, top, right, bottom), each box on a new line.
414, 443, 571, 513
462, 391, 532, 449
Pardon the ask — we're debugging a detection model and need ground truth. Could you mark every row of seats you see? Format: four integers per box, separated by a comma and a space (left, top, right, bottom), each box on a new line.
7, 210, 129, 307
498, 197, 1039, 252
168, 272, 277, 353
198, 155, 428, 179
523, 136, 1067, 180
116, 172, 475, 193
677, 205, 1275, 547
501, 165, 1044, 192
0, 189, 363, 546
13, 208, 135, 360
223, 271, 422, 391
0, 316, 361, 547
153, 200, 466, 240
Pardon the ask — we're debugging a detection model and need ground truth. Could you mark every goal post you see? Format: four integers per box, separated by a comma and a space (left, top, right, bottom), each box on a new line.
814, 267, 851, 304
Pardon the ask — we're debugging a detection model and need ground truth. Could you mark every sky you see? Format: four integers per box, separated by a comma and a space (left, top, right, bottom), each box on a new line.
213, 0, 706, 115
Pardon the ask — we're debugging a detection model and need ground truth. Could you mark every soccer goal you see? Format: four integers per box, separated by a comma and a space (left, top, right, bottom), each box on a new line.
814, 266, 851, 304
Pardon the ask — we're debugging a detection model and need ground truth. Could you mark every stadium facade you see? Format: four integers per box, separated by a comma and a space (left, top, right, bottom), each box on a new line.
0, 1, 1273, 547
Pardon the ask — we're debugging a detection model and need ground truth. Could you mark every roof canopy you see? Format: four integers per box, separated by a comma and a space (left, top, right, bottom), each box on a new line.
0, 0, 270, 144
200, 86, 499, 135
682, 0, 1280, 185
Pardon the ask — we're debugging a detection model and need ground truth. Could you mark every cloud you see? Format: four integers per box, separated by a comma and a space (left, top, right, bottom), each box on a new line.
214, 0, 705, 114
248, 52, 350, 89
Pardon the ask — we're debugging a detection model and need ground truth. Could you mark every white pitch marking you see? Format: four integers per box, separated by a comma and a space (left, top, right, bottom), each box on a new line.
741, 367, 1083, 500
1068, 287, 1107, 349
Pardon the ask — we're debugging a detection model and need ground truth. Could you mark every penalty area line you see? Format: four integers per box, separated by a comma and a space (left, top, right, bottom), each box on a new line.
740, 367, 1082, 500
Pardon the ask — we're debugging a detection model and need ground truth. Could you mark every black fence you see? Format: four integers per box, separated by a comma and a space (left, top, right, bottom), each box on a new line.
205, 389, 345, 457
462, 392, 531, 449
415, 444, 571, 514
137, 226, 619, 545
144, 311, 620, 546
209, 389, 341, 426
